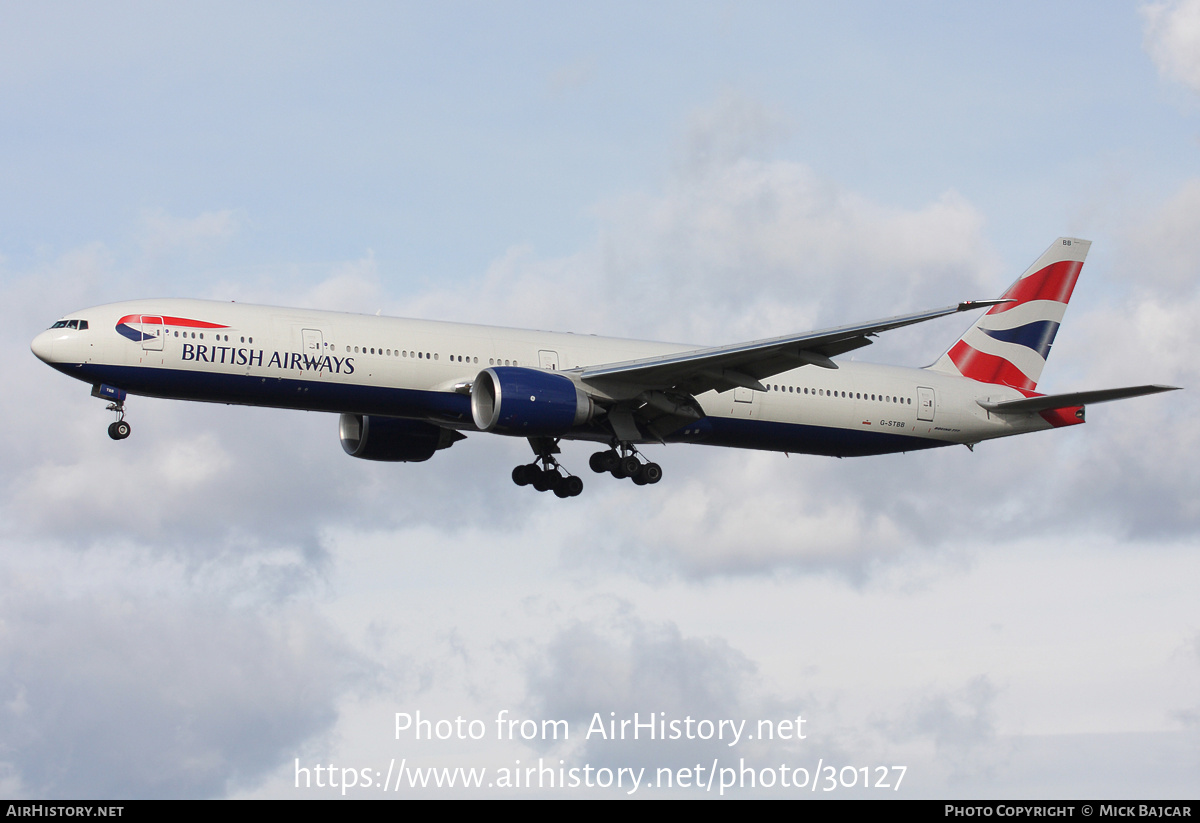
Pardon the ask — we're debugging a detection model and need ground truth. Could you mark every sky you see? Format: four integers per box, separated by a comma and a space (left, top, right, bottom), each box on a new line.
1, 1, 1198, 799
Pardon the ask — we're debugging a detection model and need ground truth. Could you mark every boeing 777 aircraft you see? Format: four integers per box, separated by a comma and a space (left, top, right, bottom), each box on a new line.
31, 238, 1177, 497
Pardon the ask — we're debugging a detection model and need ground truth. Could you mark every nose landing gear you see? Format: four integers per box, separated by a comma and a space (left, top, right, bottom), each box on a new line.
92, 383, 131, 440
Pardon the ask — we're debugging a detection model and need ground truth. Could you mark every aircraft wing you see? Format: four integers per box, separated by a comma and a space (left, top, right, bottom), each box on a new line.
979, 384, 1180, 413
578, 299, 1008, 397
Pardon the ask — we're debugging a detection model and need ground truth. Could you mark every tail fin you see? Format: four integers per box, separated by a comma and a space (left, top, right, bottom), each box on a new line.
928, 237, 1090, 391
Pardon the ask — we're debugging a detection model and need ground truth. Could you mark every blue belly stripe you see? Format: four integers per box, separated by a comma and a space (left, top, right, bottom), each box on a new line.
56, 362, 947, 458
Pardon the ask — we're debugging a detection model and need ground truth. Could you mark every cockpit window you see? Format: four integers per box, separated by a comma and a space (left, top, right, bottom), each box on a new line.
50, 320, 69, 329
48, 319, 88, 330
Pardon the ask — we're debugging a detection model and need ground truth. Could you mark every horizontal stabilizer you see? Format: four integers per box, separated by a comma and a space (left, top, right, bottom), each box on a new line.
979, 384, 1180, 413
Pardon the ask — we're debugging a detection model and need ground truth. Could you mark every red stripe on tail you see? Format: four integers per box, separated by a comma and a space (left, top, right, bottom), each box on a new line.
946, 341, 1036, 390
988, 260, 1083, 313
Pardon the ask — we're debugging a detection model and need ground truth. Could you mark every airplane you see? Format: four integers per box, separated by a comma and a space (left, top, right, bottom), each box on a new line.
30, 237, 1177, 498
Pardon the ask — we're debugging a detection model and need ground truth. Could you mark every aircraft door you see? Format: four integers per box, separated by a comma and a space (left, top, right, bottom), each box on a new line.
538, 350, 560, 370
917, 386, 936, 422
140, 316, 164, 351
730, 387, 758, 418
302, 329, 325, 374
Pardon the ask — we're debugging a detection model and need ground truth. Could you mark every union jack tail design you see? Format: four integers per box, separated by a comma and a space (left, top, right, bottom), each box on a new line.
928, 237, 1090, 391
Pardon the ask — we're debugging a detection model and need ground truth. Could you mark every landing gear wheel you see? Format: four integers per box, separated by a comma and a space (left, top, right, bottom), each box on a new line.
512, 464, 537, 486
618, 455, 642, 479
590, 449, 619, 473
108, 420, 130, 440
533, 468, 559, 492
641, 462, 662, 484
561, 475, 584, 497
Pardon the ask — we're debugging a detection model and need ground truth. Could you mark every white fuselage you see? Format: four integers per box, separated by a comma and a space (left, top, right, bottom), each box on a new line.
31, 298, 1057, 458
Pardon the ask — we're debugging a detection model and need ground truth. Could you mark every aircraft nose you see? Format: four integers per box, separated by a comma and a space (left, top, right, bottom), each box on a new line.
31, 330, 54, 363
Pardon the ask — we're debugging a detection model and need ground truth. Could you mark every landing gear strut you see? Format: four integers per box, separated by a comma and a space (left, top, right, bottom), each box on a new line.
589, 443, 661, 485
512, 437, 583, 498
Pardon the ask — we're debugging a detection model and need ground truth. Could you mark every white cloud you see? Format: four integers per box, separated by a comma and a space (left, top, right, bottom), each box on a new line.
565, 449, 912, 580
207, 251, 386, 314
1143, 0, 1200, 94
401, 120, 994, 361
680, 88, 790, 173
892, 676, 1001, 780
14, 135, 1189, 587
138, 209, 240, 258
1116, 178, 1200, 298
8, 70, 1200, 798
0, 563, 356, 798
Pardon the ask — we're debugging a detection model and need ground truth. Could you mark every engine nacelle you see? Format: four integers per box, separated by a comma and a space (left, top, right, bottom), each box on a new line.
339, 414, 463, 462
470, 367, 595, 436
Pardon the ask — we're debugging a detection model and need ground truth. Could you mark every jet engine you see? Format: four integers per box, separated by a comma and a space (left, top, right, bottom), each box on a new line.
339, 414, 464, 462
470, 367, 596, 436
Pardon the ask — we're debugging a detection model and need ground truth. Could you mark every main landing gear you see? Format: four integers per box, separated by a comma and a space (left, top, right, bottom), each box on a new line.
588, 444, 662, 486
512, 438, 663, 498
512, 437, 584, 498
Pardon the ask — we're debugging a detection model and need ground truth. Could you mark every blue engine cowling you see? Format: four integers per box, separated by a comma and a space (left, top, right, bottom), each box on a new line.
470, 367, 595, 436
339, 414, 463, 462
